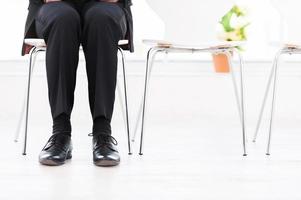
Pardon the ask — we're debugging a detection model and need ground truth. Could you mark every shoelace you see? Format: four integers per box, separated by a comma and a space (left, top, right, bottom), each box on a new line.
88, 133, 118, 148
43, 133, 69, 151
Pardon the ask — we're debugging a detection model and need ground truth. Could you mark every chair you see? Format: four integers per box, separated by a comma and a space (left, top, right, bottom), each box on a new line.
252, 44, 301, 155
132, 40, 247, 156
130, 0, 248, 156
14, 39, 132, 155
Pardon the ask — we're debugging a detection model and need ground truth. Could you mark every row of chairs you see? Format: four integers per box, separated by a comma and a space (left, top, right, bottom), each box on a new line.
14, 38, 300, 156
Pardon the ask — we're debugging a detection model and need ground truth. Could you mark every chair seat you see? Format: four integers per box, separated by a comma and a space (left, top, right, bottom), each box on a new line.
143, 39, 246, 50
283, 43, 301, 50
24, 38, 129, 48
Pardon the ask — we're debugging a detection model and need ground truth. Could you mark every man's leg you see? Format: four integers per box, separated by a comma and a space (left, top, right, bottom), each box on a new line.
35, 2, 81, 136
81, 1, 127, 166
82, 2, 127, 135
35, 2, 81, 166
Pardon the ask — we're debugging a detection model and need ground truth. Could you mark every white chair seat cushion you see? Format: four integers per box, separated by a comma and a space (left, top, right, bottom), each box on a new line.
284, 43, 301, 49
24, 39, 46, 47
25, 39, 129, 48
143, 39, 246, 50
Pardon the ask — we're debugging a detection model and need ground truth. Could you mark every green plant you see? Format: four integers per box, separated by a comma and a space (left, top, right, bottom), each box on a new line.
218, 5, 250, 42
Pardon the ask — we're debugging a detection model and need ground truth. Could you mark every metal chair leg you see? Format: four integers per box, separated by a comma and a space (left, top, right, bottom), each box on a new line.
226, 52, 243, 124
15, 49, 39, 143
132, 50, 158, 143
266, 52, 282, 156
22, 47, 38, 155
226, 50, 247, 156
118, 48, 132, 155
232, 49, 247, 156
253, 52, 281, 143
139, 47, 162, 155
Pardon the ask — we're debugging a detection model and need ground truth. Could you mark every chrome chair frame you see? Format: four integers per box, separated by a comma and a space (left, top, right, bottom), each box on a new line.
14, 44, 132, 155
132, 45, 247, 156
253, 46, 301, 155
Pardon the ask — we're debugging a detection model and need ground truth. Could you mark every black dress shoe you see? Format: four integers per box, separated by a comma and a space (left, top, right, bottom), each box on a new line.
39, 133, 72, 166
89, 133, 120, 167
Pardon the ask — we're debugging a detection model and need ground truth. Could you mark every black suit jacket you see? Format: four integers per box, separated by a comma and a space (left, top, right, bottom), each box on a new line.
22, 0, 134, 55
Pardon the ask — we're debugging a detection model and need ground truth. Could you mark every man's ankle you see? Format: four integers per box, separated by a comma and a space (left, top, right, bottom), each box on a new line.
52, 131, 71, 137
92, 117, 112, 135
52, 113, 72, 136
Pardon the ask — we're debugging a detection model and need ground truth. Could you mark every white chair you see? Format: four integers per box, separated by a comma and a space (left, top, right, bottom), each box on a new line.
14, 39, 132, 155
253, 44, 301, 155
132, 0, 248, 156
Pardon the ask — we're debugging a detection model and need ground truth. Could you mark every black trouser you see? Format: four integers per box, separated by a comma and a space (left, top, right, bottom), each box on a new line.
35, 1, 127, 135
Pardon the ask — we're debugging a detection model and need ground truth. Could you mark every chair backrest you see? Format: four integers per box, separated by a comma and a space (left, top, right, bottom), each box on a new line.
270, 0, 301, 44
145, 0, 232, 45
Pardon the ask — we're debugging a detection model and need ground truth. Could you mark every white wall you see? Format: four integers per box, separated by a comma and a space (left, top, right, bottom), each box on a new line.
0, 1, 28, 60
1, 0, 301, 60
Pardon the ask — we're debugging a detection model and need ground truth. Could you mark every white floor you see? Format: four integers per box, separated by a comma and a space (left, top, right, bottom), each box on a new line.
2, 59, 301, 199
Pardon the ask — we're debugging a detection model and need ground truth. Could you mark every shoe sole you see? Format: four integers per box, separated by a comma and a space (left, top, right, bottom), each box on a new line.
39, 151, 72, 166
93, 159, 120, 167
